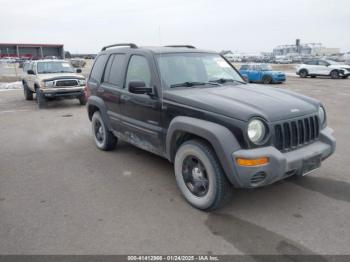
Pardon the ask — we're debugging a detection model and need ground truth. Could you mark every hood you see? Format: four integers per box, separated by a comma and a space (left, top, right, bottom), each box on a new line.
163, 84, 320, 122
37, 73, 85, 81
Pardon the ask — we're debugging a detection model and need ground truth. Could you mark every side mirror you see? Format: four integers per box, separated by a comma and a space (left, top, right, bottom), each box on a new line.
128, 81, 152, 95
27, 69, 35, 75
242, 74, 249, 83
76, 68, 82, 73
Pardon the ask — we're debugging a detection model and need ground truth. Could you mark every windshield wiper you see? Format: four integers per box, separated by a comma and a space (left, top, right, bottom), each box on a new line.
209, 78, 246, 84
170, 81, 221, 88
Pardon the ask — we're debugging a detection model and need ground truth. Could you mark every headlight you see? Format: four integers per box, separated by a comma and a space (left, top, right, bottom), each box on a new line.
247, 119, 266, 144
44, 81, 54, 87
318, 106, 326, 127
78, 79, 86, 86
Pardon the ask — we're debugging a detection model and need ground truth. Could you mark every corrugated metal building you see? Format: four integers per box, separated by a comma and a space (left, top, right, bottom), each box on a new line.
0, 43, 64, 59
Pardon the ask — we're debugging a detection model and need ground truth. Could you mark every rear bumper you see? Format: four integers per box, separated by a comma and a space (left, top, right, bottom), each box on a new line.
231, 127, 336, 188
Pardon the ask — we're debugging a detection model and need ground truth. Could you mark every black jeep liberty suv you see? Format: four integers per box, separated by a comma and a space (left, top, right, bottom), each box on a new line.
86, 43, 336, 210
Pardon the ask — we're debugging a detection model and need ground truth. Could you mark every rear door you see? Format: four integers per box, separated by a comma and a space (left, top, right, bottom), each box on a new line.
98, 53, 126, 131
118, 54, 163, 155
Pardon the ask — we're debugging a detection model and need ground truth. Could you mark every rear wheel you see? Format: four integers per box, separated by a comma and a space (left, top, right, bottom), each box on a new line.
23, 82, 33, 100
262, 75, 272, 84
174, 139, 232, 210
330, 70, 340, 79
91, 111, 117, 150
299, 69, 308, 78
342, 76, 349, 79
311, 75, 316, 78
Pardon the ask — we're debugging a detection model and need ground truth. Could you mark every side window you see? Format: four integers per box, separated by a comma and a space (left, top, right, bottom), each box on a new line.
240, 65, 248, 70
125, 55, 151, 89
90, 55, 106, 82
108, 54, 126, 87
318, 60, 328, 66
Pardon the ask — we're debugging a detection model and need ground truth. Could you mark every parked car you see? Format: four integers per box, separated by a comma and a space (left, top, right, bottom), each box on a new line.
86, 43, 335, 210
239, 64, 286, 84
296, 59, 350, 79
70, 58, 86, 68
22, 60, 87, 108
224, 54, 242, 62
275, 56, 292, 64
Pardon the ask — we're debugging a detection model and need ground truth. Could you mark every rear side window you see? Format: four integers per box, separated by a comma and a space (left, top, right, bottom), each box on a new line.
90, 55, 106, 82
103, 54, 125, 87
125, 55, 151, 88
240, 65, 248, 70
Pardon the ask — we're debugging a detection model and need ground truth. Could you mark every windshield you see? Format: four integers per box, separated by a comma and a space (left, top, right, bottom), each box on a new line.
156, 53, 244, 88
260, 64, 272, 71
37, 61, 74, 74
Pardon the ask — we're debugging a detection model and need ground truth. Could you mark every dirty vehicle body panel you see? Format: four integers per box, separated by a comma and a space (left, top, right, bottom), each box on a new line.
87, 45, 336, 192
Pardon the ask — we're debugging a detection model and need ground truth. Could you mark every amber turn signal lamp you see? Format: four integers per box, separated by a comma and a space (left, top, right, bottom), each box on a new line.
236, 157, 269, 167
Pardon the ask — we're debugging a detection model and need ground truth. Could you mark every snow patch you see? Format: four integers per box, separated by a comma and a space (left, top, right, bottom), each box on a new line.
0, 81, 22, 90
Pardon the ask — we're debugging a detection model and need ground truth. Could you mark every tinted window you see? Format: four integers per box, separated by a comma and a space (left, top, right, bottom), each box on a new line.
90, 55, 106, 82
240, 65, 248, 70
305, 60, 317, 65
125, 55, 151, 88
108, 54, 125, 87
318, 60, 329, 66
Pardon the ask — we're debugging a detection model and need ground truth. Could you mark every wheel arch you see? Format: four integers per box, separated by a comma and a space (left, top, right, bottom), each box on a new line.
166, 116, 242, 186
87, 96, 111, 130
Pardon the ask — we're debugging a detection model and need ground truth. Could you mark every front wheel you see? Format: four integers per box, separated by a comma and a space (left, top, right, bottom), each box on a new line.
262, 75, 272, 84
23, 83, 33, 100
78, 96, 87, 105
91, 111, 117, 151
36, 88, 46, 109
174, 139, 232, 210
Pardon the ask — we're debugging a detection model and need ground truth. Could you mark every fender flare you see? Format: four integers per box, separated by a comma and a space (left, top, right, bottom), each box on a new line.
87, 96, 111, 130
166, 116, 242, 186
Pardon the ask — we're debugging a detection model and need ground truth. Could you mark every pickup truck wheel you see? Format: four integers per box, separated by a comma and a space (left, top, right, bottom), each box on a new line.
174, 139, 232, 210
23, 83, 33, 100
78, 96, 87, 105
91, 111, 117, 151
330, 70, 340, 79
262, 75, 272, 84
36, 88, 46, 109
299, 69, 308, 78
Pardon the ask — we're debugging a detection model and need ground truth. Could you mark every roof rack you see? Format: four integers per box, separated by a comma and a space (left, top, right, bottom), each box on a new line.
165, 45, 196, 49
101, 43, 138, 51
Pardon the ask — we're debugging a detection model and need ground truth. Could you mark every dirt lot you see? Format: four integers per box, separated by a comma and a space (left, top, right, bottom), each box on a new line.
0, 77, 349, 255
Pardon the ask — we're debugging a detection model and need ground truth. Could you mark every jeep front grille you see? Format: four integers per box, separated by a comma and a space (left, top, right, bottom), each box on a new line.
55, 80, 78, 87
274, 115, 319, 151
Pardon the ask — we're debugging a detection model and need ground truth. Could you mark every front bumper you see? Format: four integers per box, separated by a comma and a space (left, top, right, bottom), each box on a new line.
41, 87, 85, 98
232, 127, 336, 188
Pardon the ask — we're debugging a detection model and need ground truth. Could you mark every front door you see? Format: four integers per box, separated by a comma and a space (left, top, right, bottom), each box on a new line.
119, 54, 163, 155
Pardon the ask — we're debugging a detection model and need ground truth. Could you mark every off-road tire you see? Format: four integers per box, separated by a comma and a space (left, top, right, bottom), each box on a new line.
91, 111, 117, 151
174, 139, 233, 211
36, 88, 46, 109
23, 82, 33, 100
330, 70, 340, 79
262, 75, 273, 84
79, 96, 87, 105
299, 69, 308, 78
342, 75, 349, 79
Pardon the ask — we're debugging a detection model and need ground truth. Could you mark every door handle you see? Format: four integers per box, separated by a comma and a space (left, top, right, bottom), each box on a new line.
120, 94, 131, 102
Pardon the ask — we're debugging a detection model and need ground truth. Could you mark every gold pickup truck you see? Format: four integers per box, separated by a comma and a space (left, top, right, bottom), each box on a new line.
22, 59, 87, 109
